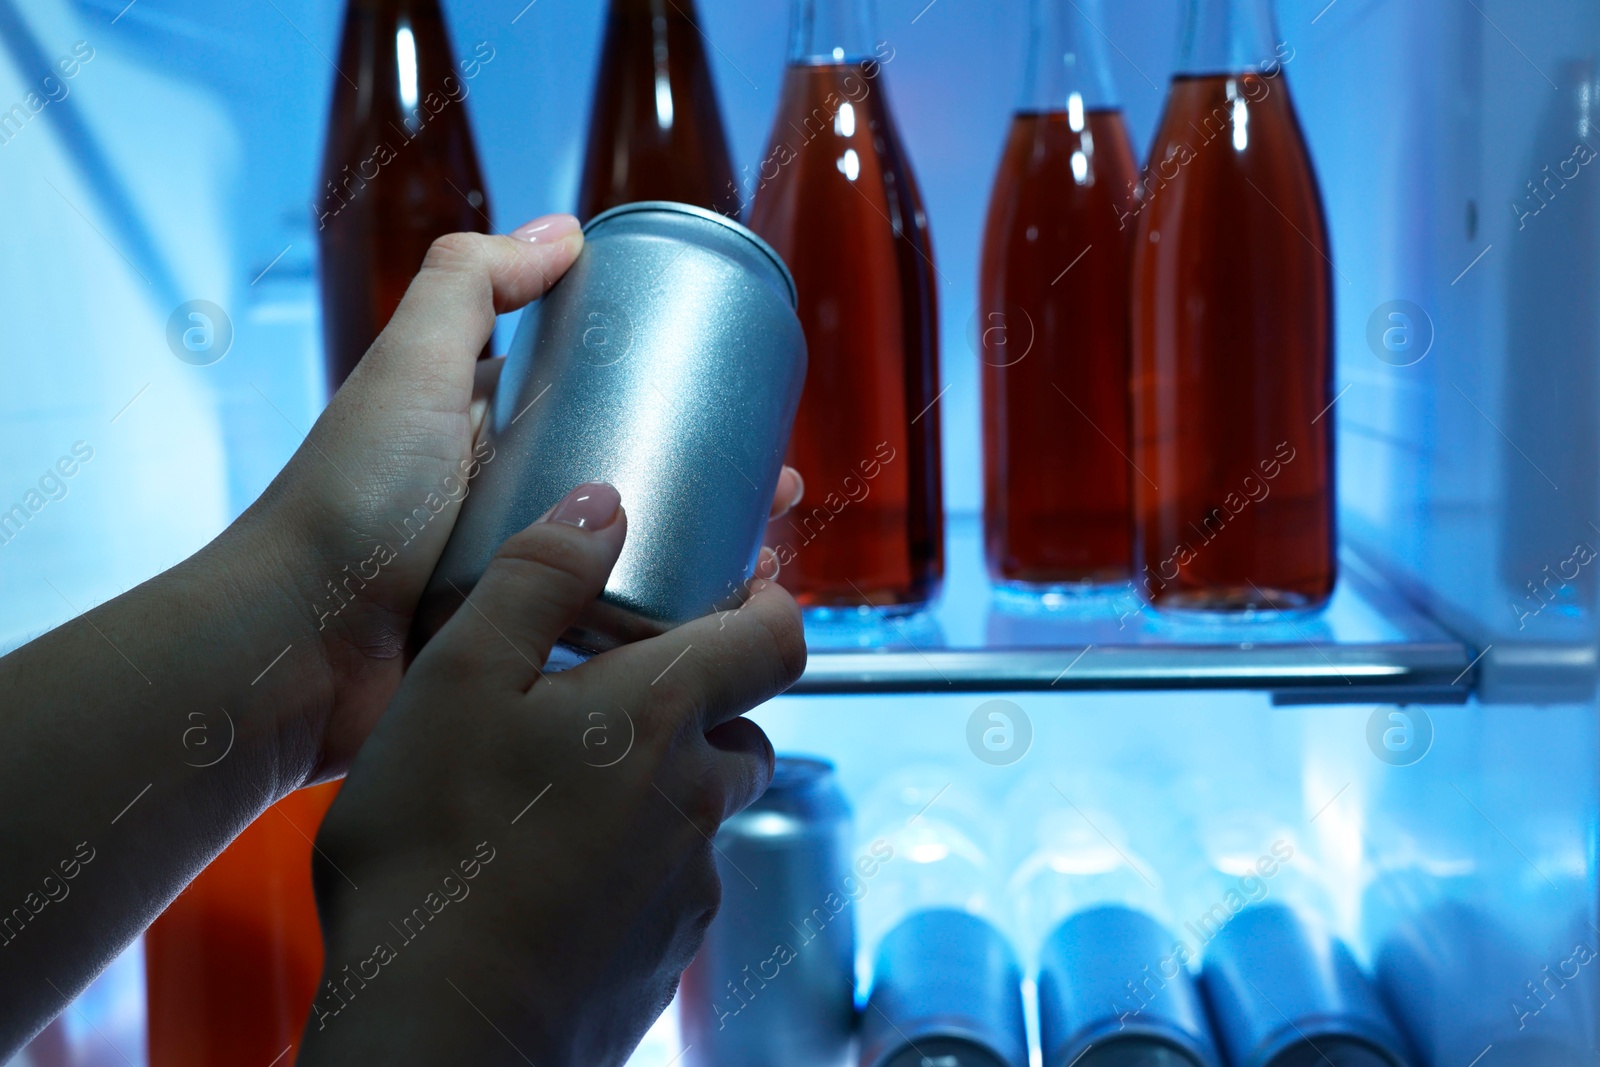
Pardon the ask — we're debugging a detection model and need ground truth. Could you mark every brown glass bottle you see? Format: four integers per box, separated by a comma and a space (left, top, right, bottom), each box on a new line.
145, 782, 339, 1066
981, 0, 1139, 592
316, 0, 492, 397
750, 46, 944, 612
1130, 3, 1334, 614
577, 0, 738, 221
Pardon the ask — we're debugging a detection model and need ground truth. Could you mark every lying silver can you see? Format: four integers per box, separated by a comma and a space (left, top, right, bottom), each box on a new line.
414, 201, 806, 652
679, 756, 857, 1067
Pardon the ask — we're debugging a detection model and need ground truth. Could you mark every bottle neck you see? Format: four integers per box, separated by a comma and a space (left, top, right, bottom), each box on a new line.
346, 0, 446, 17
333, 0, 462, 134
608, 0, 694, 16
1176, 0, 1279, 76
1022, 0, 1118, 112
787, 0, 877, 65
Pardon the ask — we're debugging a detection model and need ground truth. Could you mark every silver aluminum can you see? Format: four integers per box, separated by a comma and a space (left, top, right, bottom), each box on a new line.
414, 201, 806, 652
679, 756, 856, 1067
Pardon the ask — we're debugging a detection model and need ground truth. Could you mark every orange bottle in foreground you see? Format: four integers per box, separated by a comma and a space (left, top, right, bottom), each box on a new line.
749, 0, 944, 612
145, 782, 339, 1065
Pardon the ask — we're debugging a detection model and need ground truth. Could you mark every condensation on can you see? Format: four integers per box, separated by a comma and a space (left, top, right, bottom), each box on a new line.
679, 756, 856, 1067
413, 201, 806, 653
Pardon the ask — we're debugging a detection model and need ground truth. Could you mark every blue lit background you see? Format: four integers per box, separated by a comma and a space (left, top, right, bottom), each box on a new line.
5, 0, 1600, 661
2, 0, 1598, 1063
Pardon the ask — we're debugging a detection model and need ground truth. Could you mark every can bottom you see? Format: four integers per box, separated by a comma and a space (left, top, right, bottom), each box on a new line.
875, 1037, 1011, 1067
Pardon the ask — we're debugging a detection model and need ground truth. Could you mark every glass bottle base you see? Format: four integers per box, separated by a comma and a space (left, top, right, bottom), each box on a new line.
1146, 584, 1331, 622
801, 603, 944, 650
991, 578, 1134, 613
803, 599, 934, 621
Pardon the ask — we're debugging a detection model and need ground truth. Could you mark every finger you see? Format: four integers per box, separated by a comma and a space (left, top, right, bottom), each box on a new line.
354, 219, 583, 410
428, 482, 625, 690
570, 578, 806, 735
754, 546, 780, 582
704, 717, 776, 819
769, 467, 803, 519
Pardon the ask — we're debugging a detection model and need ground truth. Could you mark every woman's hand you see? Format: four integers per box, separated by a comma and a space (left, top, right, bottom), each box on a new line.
296, 483, 805, 1066
231, 218, 802, 782
0, 218, 802, 1054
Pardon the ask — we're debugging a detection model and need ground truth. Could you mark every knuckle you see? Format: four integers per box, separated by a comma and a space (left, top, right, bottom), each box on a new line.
487, 525, 593, 594
752, 592, 807, 688
639, 669, 680, 718
635, 692, 676, 750
644, 670, 700, 738
496, 523, 589, 575
420, 231, 485, 272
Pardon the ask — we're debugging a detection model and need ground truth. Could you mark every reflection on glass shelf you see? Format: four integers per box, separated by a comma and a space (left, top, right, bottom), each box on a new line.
794, 515, 1475, 702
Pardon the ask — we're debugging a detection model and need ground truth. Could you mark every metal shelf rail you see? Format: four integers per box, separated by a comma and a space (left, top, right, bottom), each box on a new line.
794, 516, 1476, 704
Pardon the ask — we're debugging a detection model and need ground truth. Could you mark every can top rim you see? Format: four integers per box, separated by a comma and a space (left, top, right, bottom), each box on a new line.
583, 201, 798, 309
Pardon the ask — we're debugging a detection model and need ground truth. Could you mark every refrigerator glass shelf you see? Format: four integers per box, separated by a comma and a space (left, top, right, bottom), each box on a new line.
794, 515, 1475, 703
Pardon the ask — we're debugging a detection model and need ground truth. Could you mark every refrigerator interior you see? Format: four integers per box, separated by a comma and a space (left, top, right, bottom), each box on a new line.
0, 0, 1596, 1064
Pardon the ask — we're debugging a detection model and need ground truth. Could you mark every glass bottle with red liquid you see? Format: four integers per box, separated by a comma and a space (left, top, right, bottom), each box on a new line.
315, 0, 492, 397
1130, 0, 1335, 614
577, 0, 738, 221
980, 0, 1140, 597
749, 0, 944, 613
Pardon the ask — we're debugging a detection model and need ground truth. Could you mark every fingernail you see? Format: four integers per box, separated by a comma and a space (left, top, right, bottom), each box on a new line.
787, 471, 805, 510
757, 546, 780, 580
512, 214, 581, 244
468, 395, 491, 435
544, 482, 621, 530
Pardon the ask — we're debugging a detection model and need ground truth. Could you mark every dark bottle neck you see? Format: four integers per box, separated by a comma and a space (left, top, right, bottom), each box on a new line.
340, 0, 451, 28
607, 0, 704, 14
787, 0, 878, 64
1176, 0, 1280, 76
1022, 0, 1119, 112
333, 0, 464, 131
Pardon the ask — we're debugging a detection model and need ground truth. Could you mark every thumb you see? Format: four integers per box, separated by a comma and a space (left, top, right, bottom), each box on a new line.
427, 482, 626, 690
351, 218, 584, 411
